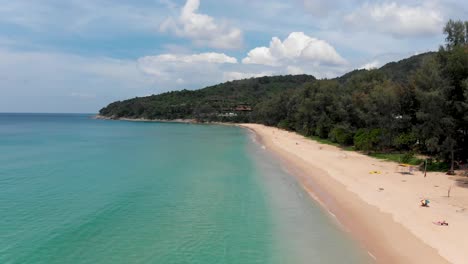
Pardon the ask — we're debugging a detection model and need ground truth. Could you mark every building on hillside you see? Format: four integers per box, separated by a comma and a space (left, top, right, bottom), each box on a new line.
234, 105, 252, 112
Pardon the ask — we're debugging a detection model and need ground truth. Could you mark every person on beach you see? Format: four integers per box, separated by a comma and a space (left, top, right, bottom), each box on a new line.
433, 220, 448, 226
421, 199, 430, 207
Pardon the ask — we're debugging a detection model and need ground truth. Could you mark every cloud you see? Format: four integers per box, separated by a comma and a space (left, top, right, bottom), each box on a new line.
344, 2, 444, 37
0, 48, 250, 112
286, 65, 305, 75
137, 51, 312, 84
0, 0, 166, 34
223, 71, 272, 82
3, 0, 463, 114
137, 52, 237, 78
242, 47, 277, 66
0, 48, 153, 113
141, 52, 237, 64
359, 60, 380, 70
242, 32, 346, 66
135, 51, 273, 89
238, 32, 351, 79
160, 0, 243, 49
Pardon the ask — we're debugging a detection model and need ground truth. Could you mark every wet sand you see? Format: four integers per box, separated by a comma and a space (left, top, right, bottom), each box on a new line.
241, 124, 468, 264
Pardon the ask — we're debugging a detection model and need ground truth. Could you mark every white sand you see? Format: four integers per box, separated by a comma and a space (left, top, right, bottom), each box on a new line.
241, 124, 468, 264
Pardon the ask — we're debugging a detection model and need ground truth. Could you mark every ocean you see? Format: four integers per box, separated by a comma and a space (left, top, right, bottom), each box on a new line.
0, 113, 368, 263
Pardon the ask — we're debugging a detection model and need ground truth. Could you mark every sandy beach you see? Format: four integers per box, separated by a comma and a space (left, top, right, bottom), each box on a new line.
241, 124, 468, 264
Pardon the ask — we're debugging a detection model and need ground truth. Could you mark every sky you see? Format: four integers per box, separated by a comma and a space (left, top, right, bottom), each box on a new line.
0, 0, 467, 113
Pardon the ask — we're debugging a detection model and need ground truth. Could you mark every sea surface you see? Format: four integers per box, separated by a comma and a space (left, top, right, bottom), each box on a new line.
0, 113, 369, 263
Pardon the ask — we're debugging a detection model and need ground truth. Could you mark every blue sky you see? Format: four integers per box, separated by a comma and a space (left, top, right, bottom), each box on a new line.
0, 0, 466, 113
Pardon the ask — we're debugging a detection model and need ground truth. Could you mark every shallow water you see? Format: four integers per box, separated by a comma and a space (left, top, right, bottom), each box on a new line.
0, 114, 368, 263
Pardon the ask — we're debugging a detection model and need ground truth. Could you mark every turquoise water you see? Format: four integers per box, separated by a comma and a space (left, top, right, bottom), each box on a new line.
0, 114, 368, 263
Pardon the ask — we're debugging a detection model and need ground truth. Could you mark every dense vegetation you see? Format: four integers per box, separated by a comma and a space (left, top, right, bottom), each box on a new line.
100, 74, 316, 122
100, 20, 468, 171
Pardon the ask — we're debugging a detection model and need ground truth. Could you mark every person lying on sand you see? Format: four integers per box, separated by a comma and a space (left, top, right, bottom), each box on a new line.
433, 220, 448, 226
421, 199, 430, 207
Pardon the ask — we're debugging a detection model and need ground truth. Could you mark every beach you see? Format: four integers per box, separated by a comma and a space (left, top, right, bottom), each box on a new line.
241, 124, 468, 264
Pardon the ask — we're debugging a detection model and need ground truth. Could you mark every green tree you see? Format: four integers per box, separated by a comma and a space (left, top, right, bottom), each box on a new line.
443, 19, 467, 49
439, 19, 468, 171
411, 57, 455, 158
354, 128, 381, 152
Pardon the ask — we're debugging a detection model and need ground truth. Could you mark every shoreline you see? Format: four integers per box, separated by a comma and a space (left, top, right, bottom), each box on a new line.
241, 124, 468, 264
94, 115, 200, 124
93, 115, 240, 127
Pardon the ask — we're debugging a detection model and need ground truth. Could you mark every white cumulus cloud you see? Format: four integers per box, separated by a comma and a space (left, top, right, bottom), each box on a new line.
345, 2, 444, 37
242, 47, 277, 66
242, 32, 346, 66
160, 0, 243, 49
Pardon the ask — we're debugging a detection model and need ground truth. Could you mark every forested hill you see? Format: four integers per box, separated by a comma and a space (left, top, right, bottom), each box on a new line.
336, 52, 434, 84
99, 74, 316, 121
100, 20, 467, 168
99, 52, 431, 122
